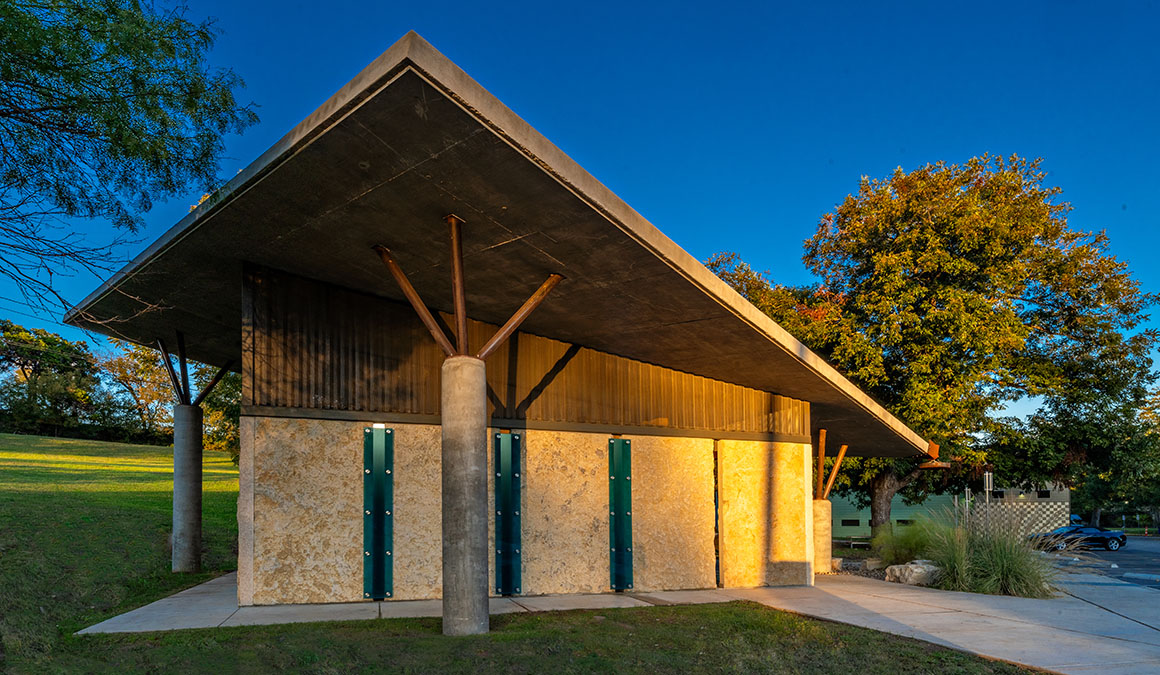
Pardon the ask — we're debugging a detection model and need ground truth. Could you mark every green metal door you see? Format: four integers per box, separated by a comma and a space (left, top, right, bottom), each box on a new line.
363, 427, 394, 600
609, 438, 633, 590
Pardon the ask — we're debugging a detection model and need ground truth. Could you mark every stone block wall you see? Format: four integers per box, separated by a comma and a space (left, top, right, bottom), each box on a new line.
716, 440, 814, 587
813, 499, 832, 575
238, 417, 443, 605
238, 416, 809, 605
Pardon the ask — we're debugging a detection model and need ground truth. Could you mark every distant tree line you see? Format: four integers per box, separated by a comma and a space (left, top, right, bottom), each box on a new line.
0, 319, 239, 458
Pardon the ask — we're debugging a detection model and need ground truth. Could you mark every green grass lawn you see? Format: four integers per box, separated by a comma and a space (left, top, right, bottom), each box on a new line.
1122, 527, 1156, 536
0, 433, 237, 668
0, 433, 1029, 673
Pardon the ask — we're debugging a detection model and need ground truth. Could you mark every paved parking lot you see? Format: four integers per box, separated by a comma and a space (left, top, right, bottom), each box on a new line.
1077, 536, 1160, 589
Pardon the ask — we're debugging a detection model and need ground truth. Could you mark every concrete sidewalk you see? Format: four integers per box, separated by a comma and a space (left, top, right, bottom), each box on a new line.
77, 573, 657, 634
79, 571, 1160, 674
744, 573, 1160, 674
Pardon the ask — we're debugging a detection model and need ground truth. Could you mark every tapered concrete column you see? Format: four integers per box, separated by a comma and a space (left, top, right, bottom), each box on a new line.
440, 356, 489, 635
172, 403, 203, 573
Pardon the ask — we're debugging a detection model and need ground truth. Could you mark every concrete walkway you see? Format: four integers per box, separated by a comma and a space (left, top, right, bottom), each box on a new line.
742, 573, 1160, 674
79, 571, 1160, 674
77, 573, 658, 634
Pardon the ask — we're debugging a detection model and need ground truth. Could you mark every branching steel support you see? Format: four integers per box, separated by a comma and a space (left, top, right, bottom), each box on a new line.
815, 429, 827, 499
373, 245, 457, 357
373, 217, 563, 635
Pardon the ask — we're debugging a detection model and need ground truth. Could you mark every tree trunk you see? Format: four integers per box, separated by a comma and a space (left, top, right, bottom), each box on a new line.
868, 466, 926, 540
1090, 506, 1102, 528
869, 472, 900, 540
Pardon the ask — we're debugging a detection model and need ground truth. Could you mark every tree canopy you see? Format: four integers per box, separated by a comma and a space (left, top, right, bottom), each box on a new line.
709, 154, 1156, 532
0, 318, 95, 379
0, 0, 256, 308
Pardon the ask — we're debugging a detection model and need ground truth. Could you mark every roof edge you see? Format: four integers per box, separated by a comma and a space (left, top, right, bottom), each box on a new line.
65, 30, 931, 458
400, 36, 931, 457
64, 31, 431, 326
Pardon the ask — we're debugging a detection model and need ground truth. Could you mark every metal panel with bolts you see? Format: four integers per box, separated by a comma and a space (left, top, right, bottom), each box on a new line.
363, 427, 394, 600
609, 438, 633, 590
494, 432, 522, 595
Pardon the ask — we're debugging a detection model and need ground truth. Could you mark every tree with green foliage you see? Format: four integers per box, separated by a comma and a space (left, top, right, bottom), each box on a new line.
0, 318, 100, 433
0, 0, 256, 308
100, 338, 172, 434
197, 362, 240, 460
0, 320, 241, 449
101, 338, 241, 458
989, 376, 1159, 526
0, 318, 96, 380
709, 154, 1156, 536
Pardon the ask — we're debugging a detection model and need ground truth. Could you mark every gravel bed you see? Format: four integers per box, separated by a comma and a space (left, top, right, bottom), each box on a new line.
838, 567, 887, 580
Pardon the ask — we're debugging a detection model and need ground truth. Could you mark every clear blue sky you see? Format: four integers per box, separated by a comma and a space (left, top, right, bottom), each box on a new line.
10, 1, 1160, 416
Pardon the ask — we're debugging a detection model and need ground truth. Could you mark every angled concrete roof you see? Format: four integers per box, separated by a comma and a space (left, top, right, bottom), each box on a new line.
65, 32, 931, 458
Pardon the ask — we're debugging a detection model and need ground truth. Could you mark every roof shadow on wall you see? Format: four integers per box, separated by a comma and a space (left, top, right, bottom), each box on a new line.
486, 334, 581, 422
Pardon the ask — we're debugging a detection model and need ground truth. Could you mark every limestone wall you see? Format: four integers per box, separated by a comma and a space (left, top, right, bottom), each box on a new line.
239, 417, 719, 604
717, 440, 813, 588
813, 499, 833, 575
518, 429, 610, 594
627, 435, 716, 592
238, 417, 443, 605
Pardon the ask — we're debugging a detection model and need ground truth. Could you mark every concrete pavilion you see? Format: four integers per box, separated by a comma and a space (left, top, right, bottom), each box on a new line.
66, 32, 935, 635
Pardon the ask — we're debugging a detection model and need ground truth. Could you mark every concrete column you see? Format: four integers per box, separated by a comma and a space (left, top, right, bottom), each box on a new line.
440, 356, 489, 635
813, 499, 833, 577
172, 403, 203, 573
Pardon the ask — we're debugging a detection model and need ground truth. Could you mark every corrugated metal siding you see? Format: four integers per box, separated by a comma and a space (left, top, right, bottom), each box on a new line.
243, 266, 809, 437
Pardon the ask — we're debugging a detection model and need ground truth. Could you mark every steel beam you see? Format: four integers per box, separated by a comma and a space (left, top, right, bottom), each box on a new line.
373, 245, 457, 357
815, 429, 827, 499
193, 361, 233, 406
156, 338, 187, 404
476, 274, 564, 360
821, 444, 848, 500
447, 215, 469, 355
177, 331, 190, 406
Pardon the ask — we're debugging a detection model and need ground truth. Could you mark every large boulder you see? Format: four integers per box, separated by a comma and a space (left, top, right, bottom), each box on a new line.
885, 560, 939, 586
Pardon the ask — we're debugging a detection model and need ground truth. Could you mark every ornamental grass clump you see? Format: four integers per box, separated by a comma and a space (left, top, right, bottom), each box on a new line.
879, 508, 1058, 598
872, 520, 933, 565
966, 525, 1057, 598
925, 521, 973, 592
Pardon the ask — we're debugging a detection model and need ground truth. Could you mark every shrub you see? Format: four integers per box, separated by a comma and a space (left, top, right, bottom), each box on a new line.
872, 520, 933, 565
884, 508, 1057, 598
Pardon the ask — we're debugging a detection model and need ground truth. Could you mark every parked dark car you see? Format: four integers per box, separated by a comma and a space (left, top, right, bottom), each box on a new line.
1029, 526, 1127, 551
